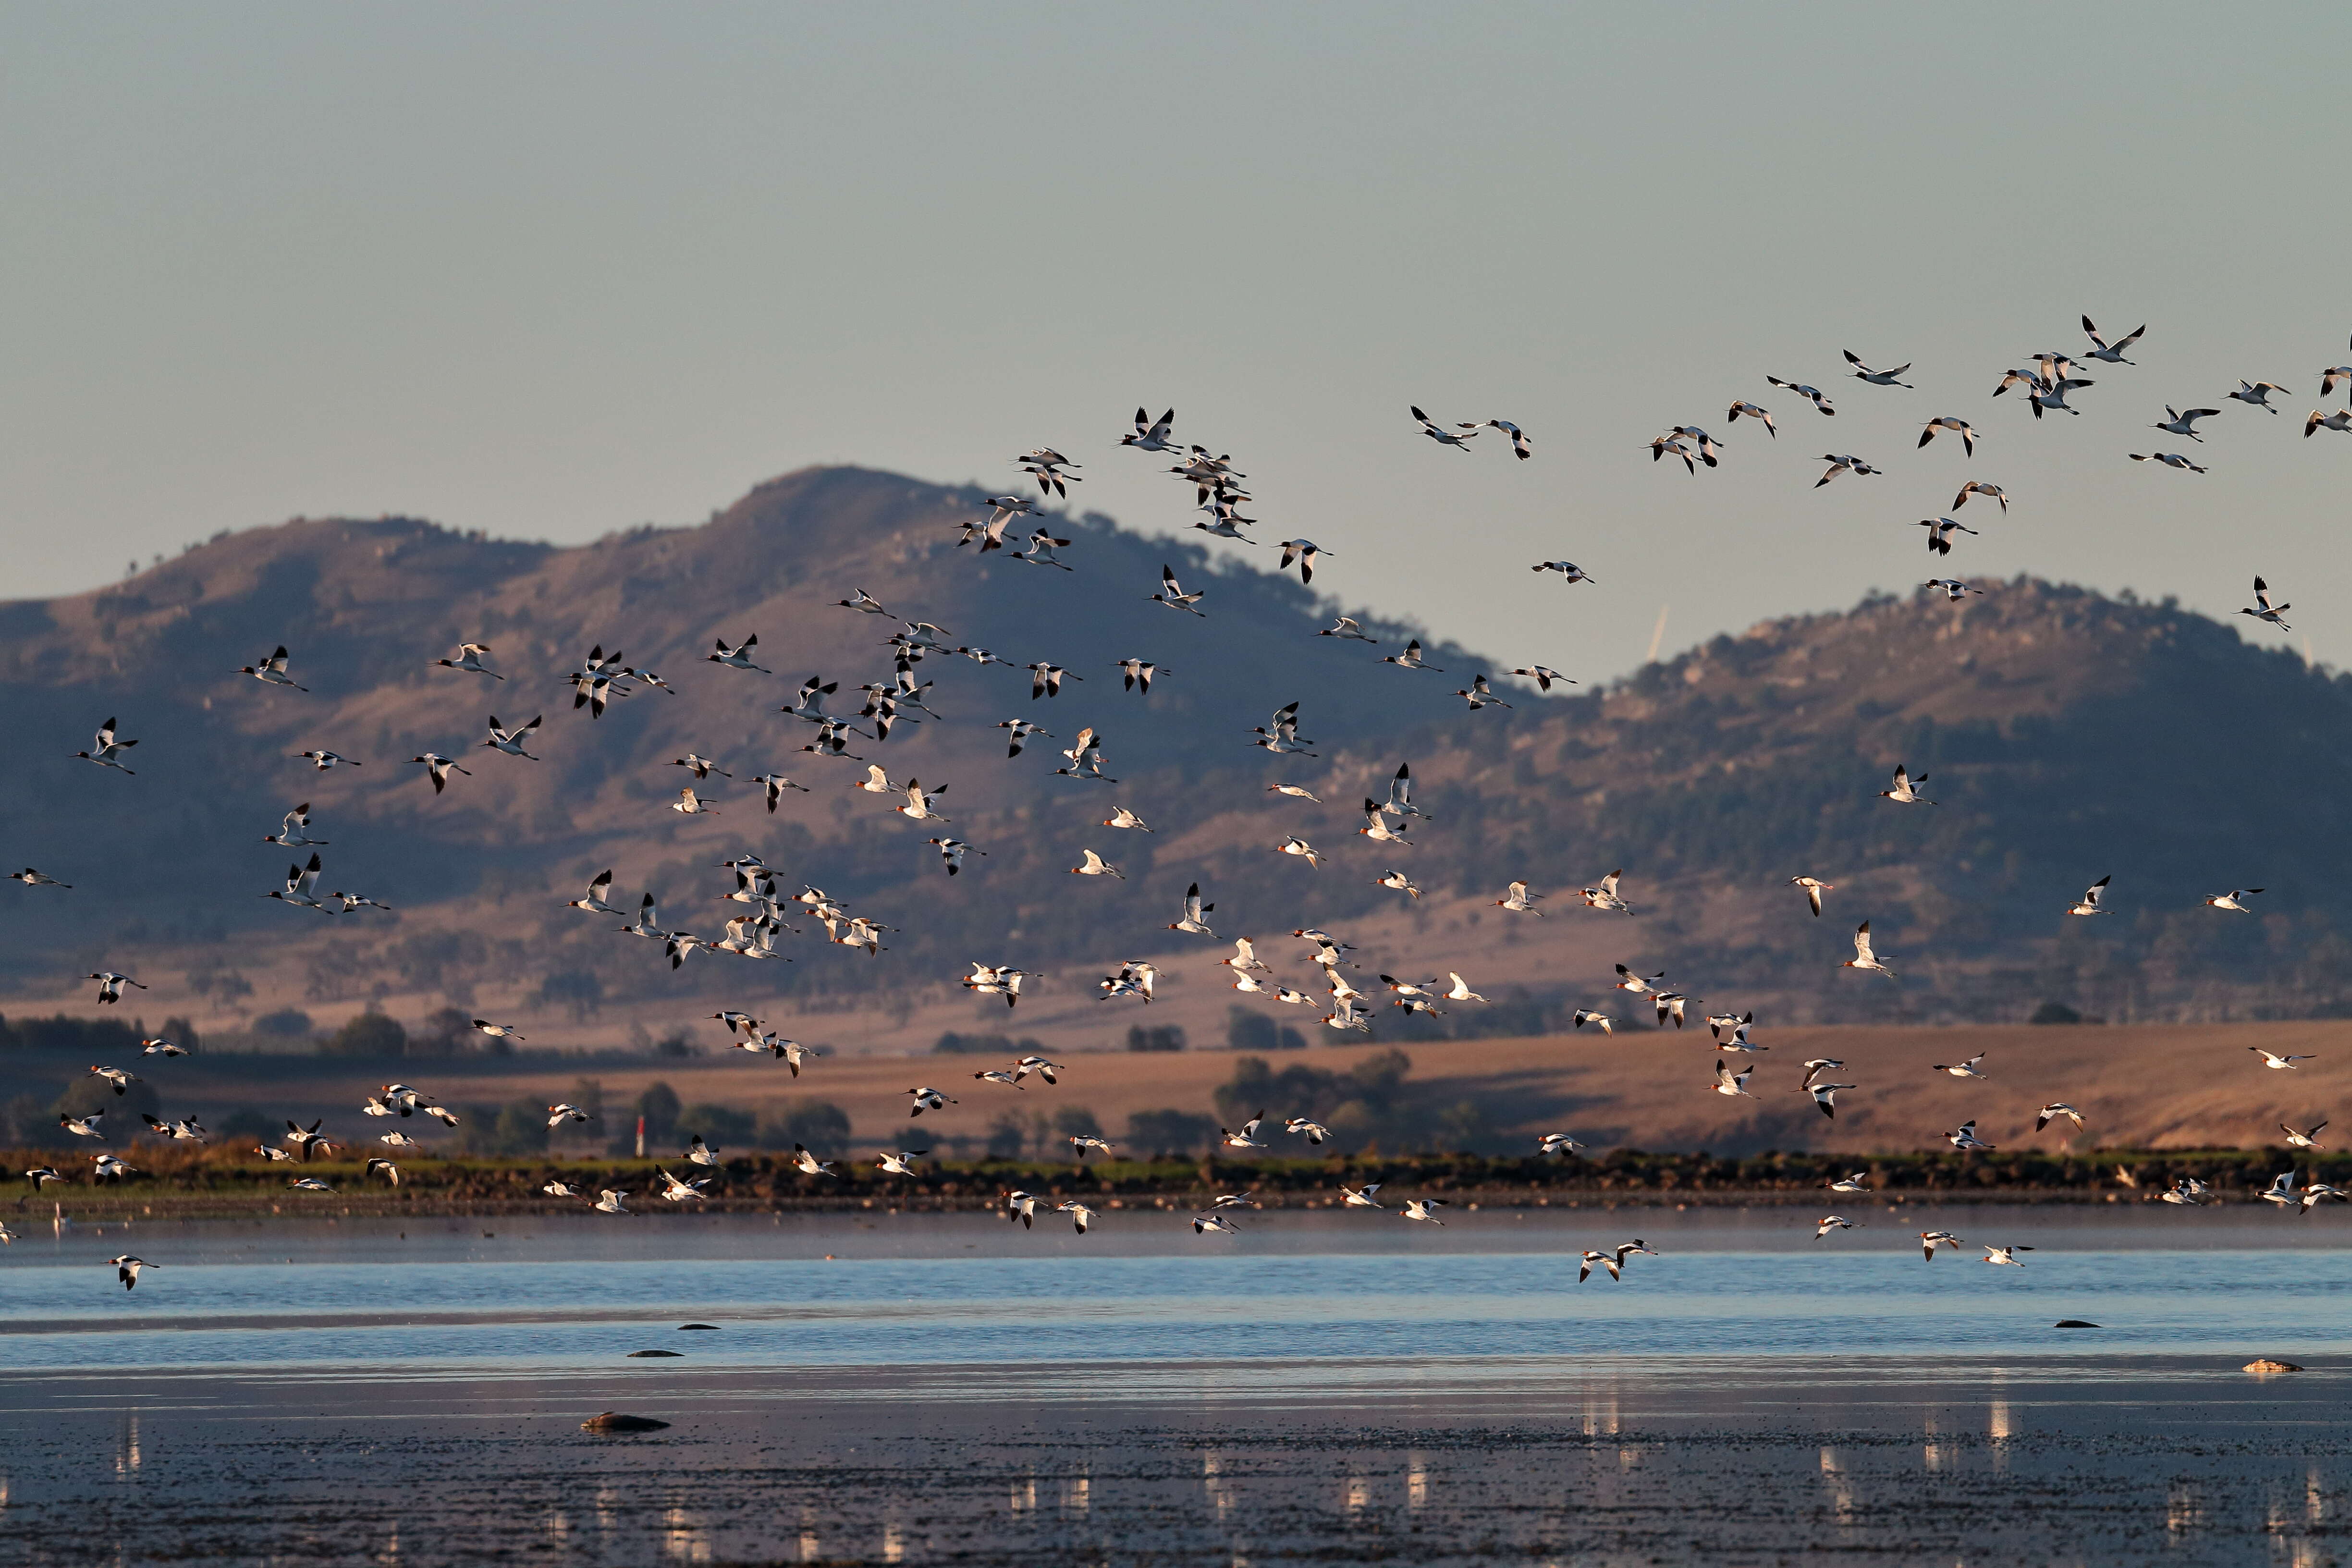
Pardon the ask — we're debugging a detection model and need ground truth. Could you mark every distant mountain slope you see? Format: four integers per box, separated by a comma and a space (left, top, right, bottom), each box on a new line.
0, 466, 1496, 1019
0, 466, 2346, 1050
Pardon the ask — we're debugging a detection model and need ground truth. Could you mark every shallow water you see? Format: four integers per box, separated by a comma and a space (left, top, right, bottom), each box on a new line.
4, 1209, 2345, 1565
6, 1206, 2348, 1374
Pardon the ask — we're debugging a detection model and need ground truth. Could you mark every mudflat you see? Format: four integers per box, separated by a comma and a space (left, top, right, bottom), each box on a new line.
4, 1356, 2344, 1567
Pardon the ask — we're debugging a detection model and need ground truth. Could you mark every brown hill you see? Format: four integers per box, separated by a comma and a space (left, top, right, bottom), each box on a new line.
1, 465, 2349, 1076
8, 1019, 2345, 1160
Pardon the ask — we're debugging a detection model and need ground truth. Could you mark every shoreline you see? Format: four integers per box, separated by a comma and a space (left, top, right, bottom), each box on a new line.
6, 1141, 2332, 1222
3, 1183, 2309, 1223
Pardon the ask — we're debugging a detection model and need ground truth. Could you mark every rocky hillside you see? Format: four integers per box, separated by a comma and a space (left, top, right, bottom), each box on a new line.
0, 466, 2346, 1057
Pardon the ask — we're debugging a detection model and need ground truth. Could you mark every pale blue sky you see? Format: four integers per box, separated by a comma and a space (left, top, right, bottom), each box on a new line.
6, 3, 2351, 677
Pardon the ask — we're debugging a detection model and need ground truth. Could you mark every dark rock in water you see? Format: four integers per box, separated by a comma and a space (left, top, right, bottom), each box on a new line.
2053, 1320, 2100, 1328
2245, 1359, 2304, 1374
626, 1349, 684, 1358
677, 1323, 720, 1331
582, 1412, 670, 1432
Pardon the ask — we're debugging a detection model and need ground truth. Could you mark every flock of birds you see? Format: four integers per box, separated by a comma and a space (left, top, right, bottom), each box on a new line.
24, 320, 2352, 1290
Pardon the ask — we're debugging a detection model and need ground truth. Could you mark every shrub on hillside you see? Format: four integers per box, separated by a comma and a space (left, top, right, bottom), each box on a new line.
251, 1009, 315, 1042
405, 1007, 476, 1058
217, 1107, 275, 1143
487, 1098, 551, 1156
52, 1073, 161, 1126
677, 1102, 758, 1149
0, 1013, 145, 1054
934, 1031, 1043, 1056
320, 1012, 407, 1057
1126, 1108, 1216, 1158
757, 1099, 852, 1155
1052, 1105, 1104, 1142
534, 968, 603, 1021
1, 1093, 47, 1146
635, 1081, 682, 1144
1225, 1008, 1305, 1052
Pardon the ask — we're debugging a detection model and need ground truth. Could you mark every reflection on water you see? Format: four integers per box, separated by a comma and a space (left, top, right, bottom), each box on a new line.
7, 1238, 2352, 1380
1820, 1445, 1857, 1524
1205, 1448, 1238, 1523
659, 1502, 710, 1564
0, 1368, 2342, 1568
2, 1210, 2349, 1566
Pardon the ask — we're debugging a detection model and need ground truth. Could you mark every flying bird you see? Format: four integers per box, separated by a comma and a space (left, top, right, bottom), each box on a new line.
1951, 481, 2009, 514
2238, 577, 2291, 631
1765, 376, 1834, 416
1844, 350, 1913, 388
1879, 765, 1934, 805
2230, 379, 2291, 414
73, 718, 138, 774
87, 971, 147, 1004
406, 753, 471, 794
237, 646, 307, 690
1380, 639, 1444, 671
1121, 408, 1177, 451
1167, 882, 1216, 936
1150, 565, 1206, 615
1918, 418, 1980, 456
1477, 418, 1531, 459
1409, 406, 1480, 450
1070, 848, 1124, 880
2080, 316, 2145, 364
707, 635, 772, 673
1841, 922, 1896, 978
1115, 658, 1166, 694
433, 643, 502, 679
1453, 674, 1512, 710
1276, 540, 1334, 584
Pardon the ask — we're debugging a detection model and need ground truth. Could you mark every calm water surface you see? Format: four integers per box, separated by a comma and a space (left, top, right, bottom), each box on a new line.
3, 1205, 2343, 1374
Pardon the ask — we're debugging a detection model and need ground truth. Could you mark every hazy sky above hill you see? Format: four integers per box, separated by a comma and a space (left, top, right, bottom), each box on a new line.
7, 4, 2352, 679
